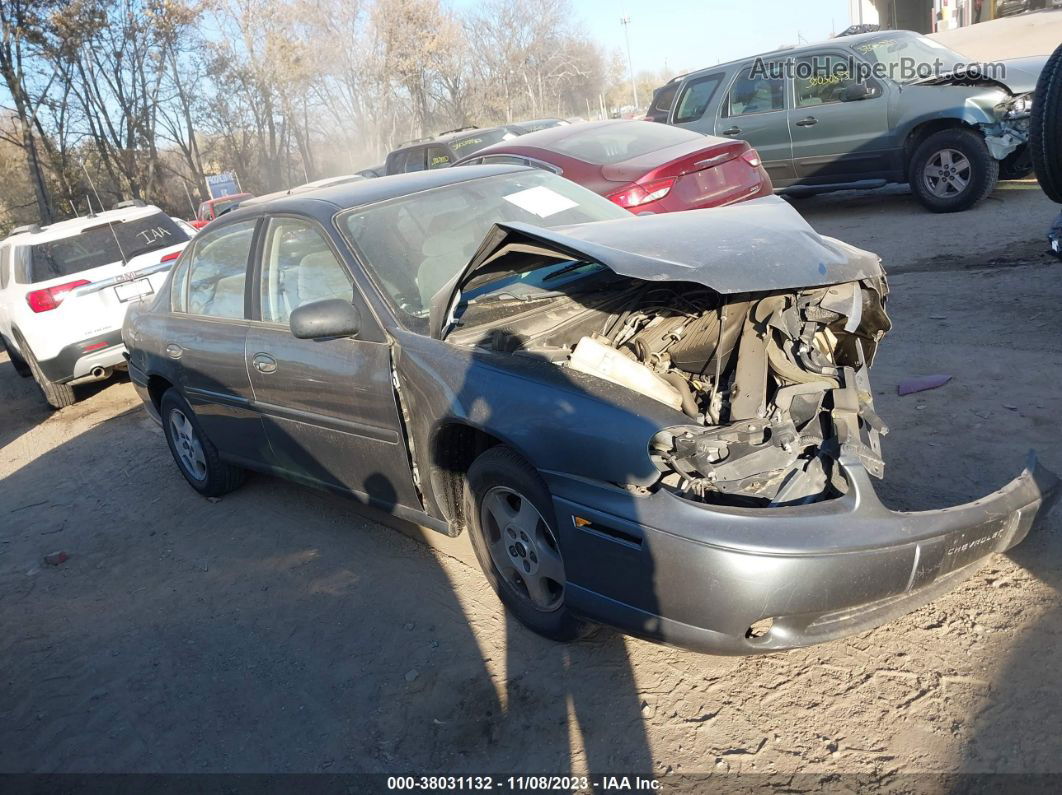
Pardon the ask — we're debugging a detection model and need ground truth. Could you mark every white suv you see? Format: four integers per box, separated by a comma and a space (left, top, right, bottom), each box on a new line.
0, 201, 192, 408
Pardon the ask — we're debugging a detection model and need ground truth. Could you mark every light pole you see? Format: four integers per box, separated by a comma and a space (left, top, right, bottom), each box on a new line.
620, 15, 638, 111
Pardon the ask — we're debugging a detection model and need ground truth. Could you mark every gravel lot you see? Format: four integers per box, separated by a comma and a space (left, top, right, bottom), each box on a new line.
2, 182, 1061, 779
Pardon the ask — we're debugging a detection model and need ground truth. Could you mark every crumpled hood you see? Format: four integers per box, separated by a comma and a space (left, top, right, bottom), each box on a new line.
430, 195, 883, 338
912, 55, 1046, 95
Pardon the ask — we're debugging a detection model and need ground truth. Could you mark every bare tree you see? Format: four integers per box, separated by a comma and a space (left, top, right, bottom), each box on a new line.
0, 0, 59, 223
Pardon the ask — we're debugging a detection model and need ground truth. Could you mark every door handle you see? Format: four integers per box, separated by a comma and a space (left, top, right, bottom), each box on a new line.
252, 353, 277, 374
722, 126, 742, 136
165, 343, 183, 360
795, 116, 818, 127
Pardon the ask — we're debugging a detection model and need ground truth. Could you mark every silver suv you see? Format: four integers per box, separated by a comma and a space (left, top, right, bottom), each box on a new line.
650, 30, 1043, 212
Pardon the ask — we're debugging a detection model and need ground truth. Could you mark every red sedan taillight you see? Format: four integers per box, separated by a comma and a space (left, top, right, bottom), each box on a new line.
607, 177, 677, 209
26, 279, 91, 313
160, 250, 182, 264
741, 149, 762, 168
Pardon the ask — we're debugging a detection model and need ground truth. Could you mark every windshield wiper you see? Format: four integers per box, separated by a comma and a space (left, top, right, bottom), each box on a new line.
542, 261, 594, 282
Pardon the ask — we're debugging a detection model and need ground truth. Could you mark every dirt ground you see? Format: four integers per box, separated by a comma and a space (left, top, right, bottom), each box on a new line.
2, 182, 1061, 781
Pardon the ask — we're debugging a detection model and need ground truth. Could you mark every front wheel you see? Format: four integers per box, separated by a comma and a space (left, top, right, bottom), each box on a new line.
464, 446, 588, 642
160, 389, 246, 497
909, 128, 999, 213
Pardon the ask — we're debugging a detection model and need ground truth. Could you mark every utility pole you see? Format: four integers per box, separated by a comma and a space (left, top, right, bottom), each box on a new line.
620, 15, 638, 110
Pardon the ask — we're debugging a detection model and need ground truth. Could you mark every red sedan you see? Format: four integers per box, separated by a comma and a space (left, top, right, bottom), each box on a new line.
453, 120, 772, 212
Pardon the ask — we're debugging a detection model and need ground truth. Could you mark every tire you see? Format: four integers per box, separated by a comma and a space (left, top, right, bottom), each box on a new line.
17, 334, 75, 409
463, 446, 588, 642
160, 389, 246, 497
1030, 42, 1062, 202
1, 336, 31, 378
909, 128, 999, 212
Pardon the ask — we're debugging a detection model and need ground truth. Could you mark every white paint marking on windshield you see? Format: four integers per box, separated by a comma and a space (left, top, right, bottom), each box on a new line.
502, 186, 579, 218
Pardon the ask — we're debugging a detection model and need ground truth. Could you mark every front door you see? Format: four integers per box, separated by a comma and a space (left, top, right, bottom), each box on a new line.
244, 215, 421, 510
714, 62, 796, 186
168, 218, 266, 464
787, 52, 892, 184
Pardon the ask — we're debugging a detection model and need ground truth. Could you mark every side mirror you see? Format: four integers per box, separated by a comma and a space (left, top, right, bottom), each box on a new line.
289, 299, 360, 340
841, 82, 874, 102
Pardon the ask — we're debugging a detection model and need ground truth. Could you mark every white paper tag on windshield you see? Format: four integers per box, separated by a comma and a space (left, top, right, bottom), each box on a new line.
503, 186, 578, 218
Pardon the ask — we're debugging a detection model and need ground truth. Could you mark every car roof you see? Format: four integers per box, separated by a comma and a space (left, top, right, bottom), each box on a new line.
459, 119, 696, 161
1, 204, 166, 245
391, 125, 509, 153
240, 175, 366, 207
671, 29, 918, 83
215, 164, 529, 223
510, 118, 566, 127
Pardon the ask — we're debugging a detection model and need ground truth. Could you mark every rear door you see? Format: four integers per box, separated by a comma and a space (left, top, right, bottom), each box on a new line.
244, 215, 421, 509
400, 147, 428, 173
787, 51, 892, 183
166, 218, 267, 464
713, 62, 796, 185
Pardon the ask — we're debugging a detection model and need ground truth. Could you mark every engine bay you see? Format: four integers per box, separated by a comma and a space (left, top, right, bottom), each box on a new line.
450, 264, 892, 508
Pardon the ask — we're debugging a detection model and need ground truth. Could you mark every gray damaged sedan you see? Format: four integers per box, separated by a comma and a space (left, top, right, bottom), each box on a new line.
123, 166, 1058, 654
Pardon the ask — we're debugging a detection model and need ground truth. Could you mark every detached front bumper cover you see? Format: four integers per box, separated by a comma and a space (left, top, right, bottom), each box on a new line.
559, 453, 1059, 654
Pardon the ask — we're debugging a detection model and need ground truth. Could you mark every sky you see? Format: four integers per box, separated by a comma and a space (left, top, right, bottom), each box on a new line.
454, 0, 854, 78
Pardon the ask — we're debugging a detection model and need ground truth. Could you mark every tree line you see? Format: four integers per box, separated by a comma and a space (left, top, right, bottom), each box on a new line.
0, 0, 630, 229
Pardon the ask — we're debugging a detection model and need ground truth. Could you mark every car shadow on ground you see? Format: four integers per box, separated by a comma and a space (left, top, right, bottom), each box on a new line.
0, 351, 129, 450
0, 367, 656, 777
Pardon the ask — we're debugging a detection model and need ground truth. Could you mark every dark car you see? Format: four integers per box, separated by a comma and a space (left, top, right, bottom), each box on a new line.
384, 126, 516, 175
123, 166, 1058, 654
996, 0, 1047, 17
455, 119, 773, 212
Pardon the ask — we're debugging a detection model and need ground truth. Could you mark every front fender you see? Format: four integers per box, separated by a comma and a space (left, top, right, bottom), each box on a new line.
892, 85, 1005, 141
392, 331, 684, 498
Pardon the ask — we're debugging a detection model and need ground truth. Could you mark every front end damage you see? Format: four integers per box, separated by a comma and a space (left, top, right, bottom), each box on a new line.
984, 92, 1033, 161
646, 278, 890, 507
438, 198, 1058, 651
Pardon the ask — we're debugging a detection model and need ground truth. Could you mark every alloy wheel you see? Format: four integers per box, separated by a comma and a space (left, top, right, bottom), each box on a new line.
480, 485, 565, 612
169, 408, 208, 482
923, 148, 972, 198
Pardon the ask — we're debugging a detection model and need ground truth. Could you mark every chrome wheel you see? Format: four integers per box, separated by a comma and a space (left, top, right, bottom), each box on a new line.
923, 148, 971, 198
480, 485, 565, 612
169, 408, 207, 482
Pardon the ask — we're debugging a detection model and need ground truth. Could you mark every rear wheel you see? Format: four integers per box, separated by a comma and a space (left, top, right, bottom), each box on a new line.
909, 128, 998, 212
160, 389, 246, 497
464, 446, 588, 642
17, 335, 75, 409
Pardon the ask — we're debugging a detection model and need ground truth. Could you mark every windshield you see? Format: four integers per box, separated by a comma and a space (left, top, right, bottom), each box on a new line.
339, 170, 630, 330
850, 33, 967, 84
450, 129, 512, 158
549, 121, 702, 164
29, 212, 189, 283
